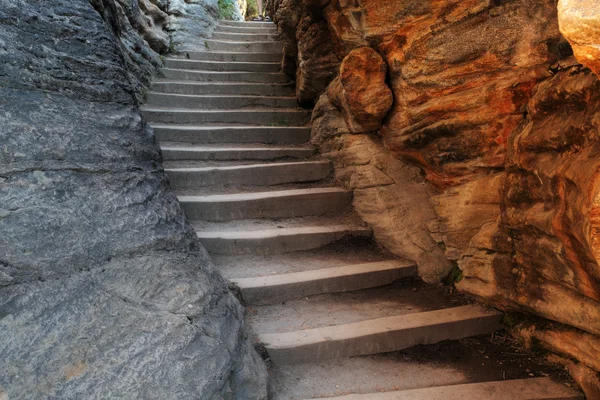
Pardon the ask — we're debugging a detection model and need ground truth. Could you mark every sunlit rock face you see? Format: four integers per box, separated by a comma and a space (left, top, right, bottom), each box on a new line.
457, 69, 600, 395
268, 0, 600, 394
558, 0, 600, 77
327, 47, 393, 134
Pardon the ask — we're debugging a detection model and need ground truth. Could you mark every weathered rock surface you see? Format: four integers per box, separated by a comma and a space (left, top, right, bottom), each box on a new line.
559, 0, 600, 77
0, 0, 267, 398
311, 95, 453, 282
457, 67, 600, 397
269, 0, 600, 393
271, 0, 341, 104
327, 47, 393, 133
168, 0, 220, 52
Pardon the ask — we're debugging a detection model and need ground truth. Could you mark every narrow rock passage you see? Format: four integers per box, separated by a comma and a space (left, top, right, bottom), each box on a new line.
142, 20, 582, 400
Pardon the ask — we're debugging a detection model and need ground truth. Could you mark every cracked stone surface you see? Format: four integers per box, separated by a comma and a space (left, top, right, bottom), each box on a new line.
0, 1, 268, 398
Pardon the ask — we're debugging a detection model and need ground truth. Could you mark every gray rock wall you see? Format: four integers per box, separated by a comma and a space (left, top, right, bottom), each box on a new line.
0, 0, 268, 398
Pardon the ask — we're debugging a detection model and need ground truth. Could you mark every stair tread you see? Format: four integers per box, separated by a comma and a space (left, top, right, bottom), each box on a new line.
234, 260, 414, 286
164, 160, 329, 170
179, 187, 350, 202
148, 92, 295, 99
205, 39, 281, 44
173, 177, 343, 196
270, 338, 577, 399
213, 33, 279, 37
159, 68, 290, 84
159, 68, 288, 75
193, 214, 371, 255
197, 224, 371, 238
250, 280, 470, 335
153, 80, 292, 85
160, 143, 312, 150
212, 237, 393, 279
180, 50, 279, 55
142, 106, 307, 112
153, 126, 310, 145
259, 304, 503, 364
305, 378, 582, 400
164, 58, 279, 64
234, 260, 417, 305
160, 143, 315, 160
152, 124, 306, 129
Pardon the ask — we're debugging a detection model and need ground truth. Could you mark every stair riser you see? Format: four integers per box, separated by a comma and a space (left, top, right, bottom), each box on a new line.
212, 32, 279, 42
164, 59, 281, 72
264, 314, 503, 364
204, 40, 282, 53
161, 69, 290, 83
165, 163, 331, 190
151, 82, 293, 96
181, 52, 281, 62
146, 93, 298, 109
238, 265, 417, 306
197, 229, 372, 255
219, 21, 274, 28
153, 127, 310, 145
143, 110, 311, 125
215, 26, 277, 34
161, 148, 314, 161
181, 191, 352, 222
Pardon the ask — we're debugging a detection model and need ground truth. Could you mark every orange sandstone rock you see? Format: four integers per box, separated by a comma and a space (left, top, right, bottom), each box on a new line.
558, 0, 600, 77
328, 47, 393, 133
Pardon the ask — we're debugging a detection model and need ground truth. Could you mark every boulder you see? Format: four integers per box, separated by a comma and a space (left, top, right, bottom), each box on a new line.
168, 0, 220, 52
328, 47, 393, 133
558, 0, 600, 77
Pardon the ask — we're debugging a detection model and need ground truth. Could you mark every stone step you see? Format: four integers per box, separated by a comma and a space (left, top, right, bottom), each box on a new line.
212, 237, 393, 279
307, 378, 582, 400
146, 93, 298, 109
152, 125, 310, 145
181, 51, 281, 62
215, 25, 277, 34
179, 187, 353, 222
160, 144, 315, 161
219, 20, 275, 28
204, 39, 282, 53
141, 108, 311, 125
269, 335, 581, 399
251, 279, 472, 336
151, 81, 294, 96
163, 58, 281, 72
164, 160, 332, 189
161, 68, 290, 83
233, 260, 417, 305
212, 32, 279, 42
196, 224, 373, 255
259, 305, 503, 364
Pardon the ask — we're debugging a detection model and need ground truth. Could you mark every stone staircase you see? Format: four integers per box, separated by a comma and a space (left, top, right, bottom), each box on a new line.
141, 20, 582, 400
